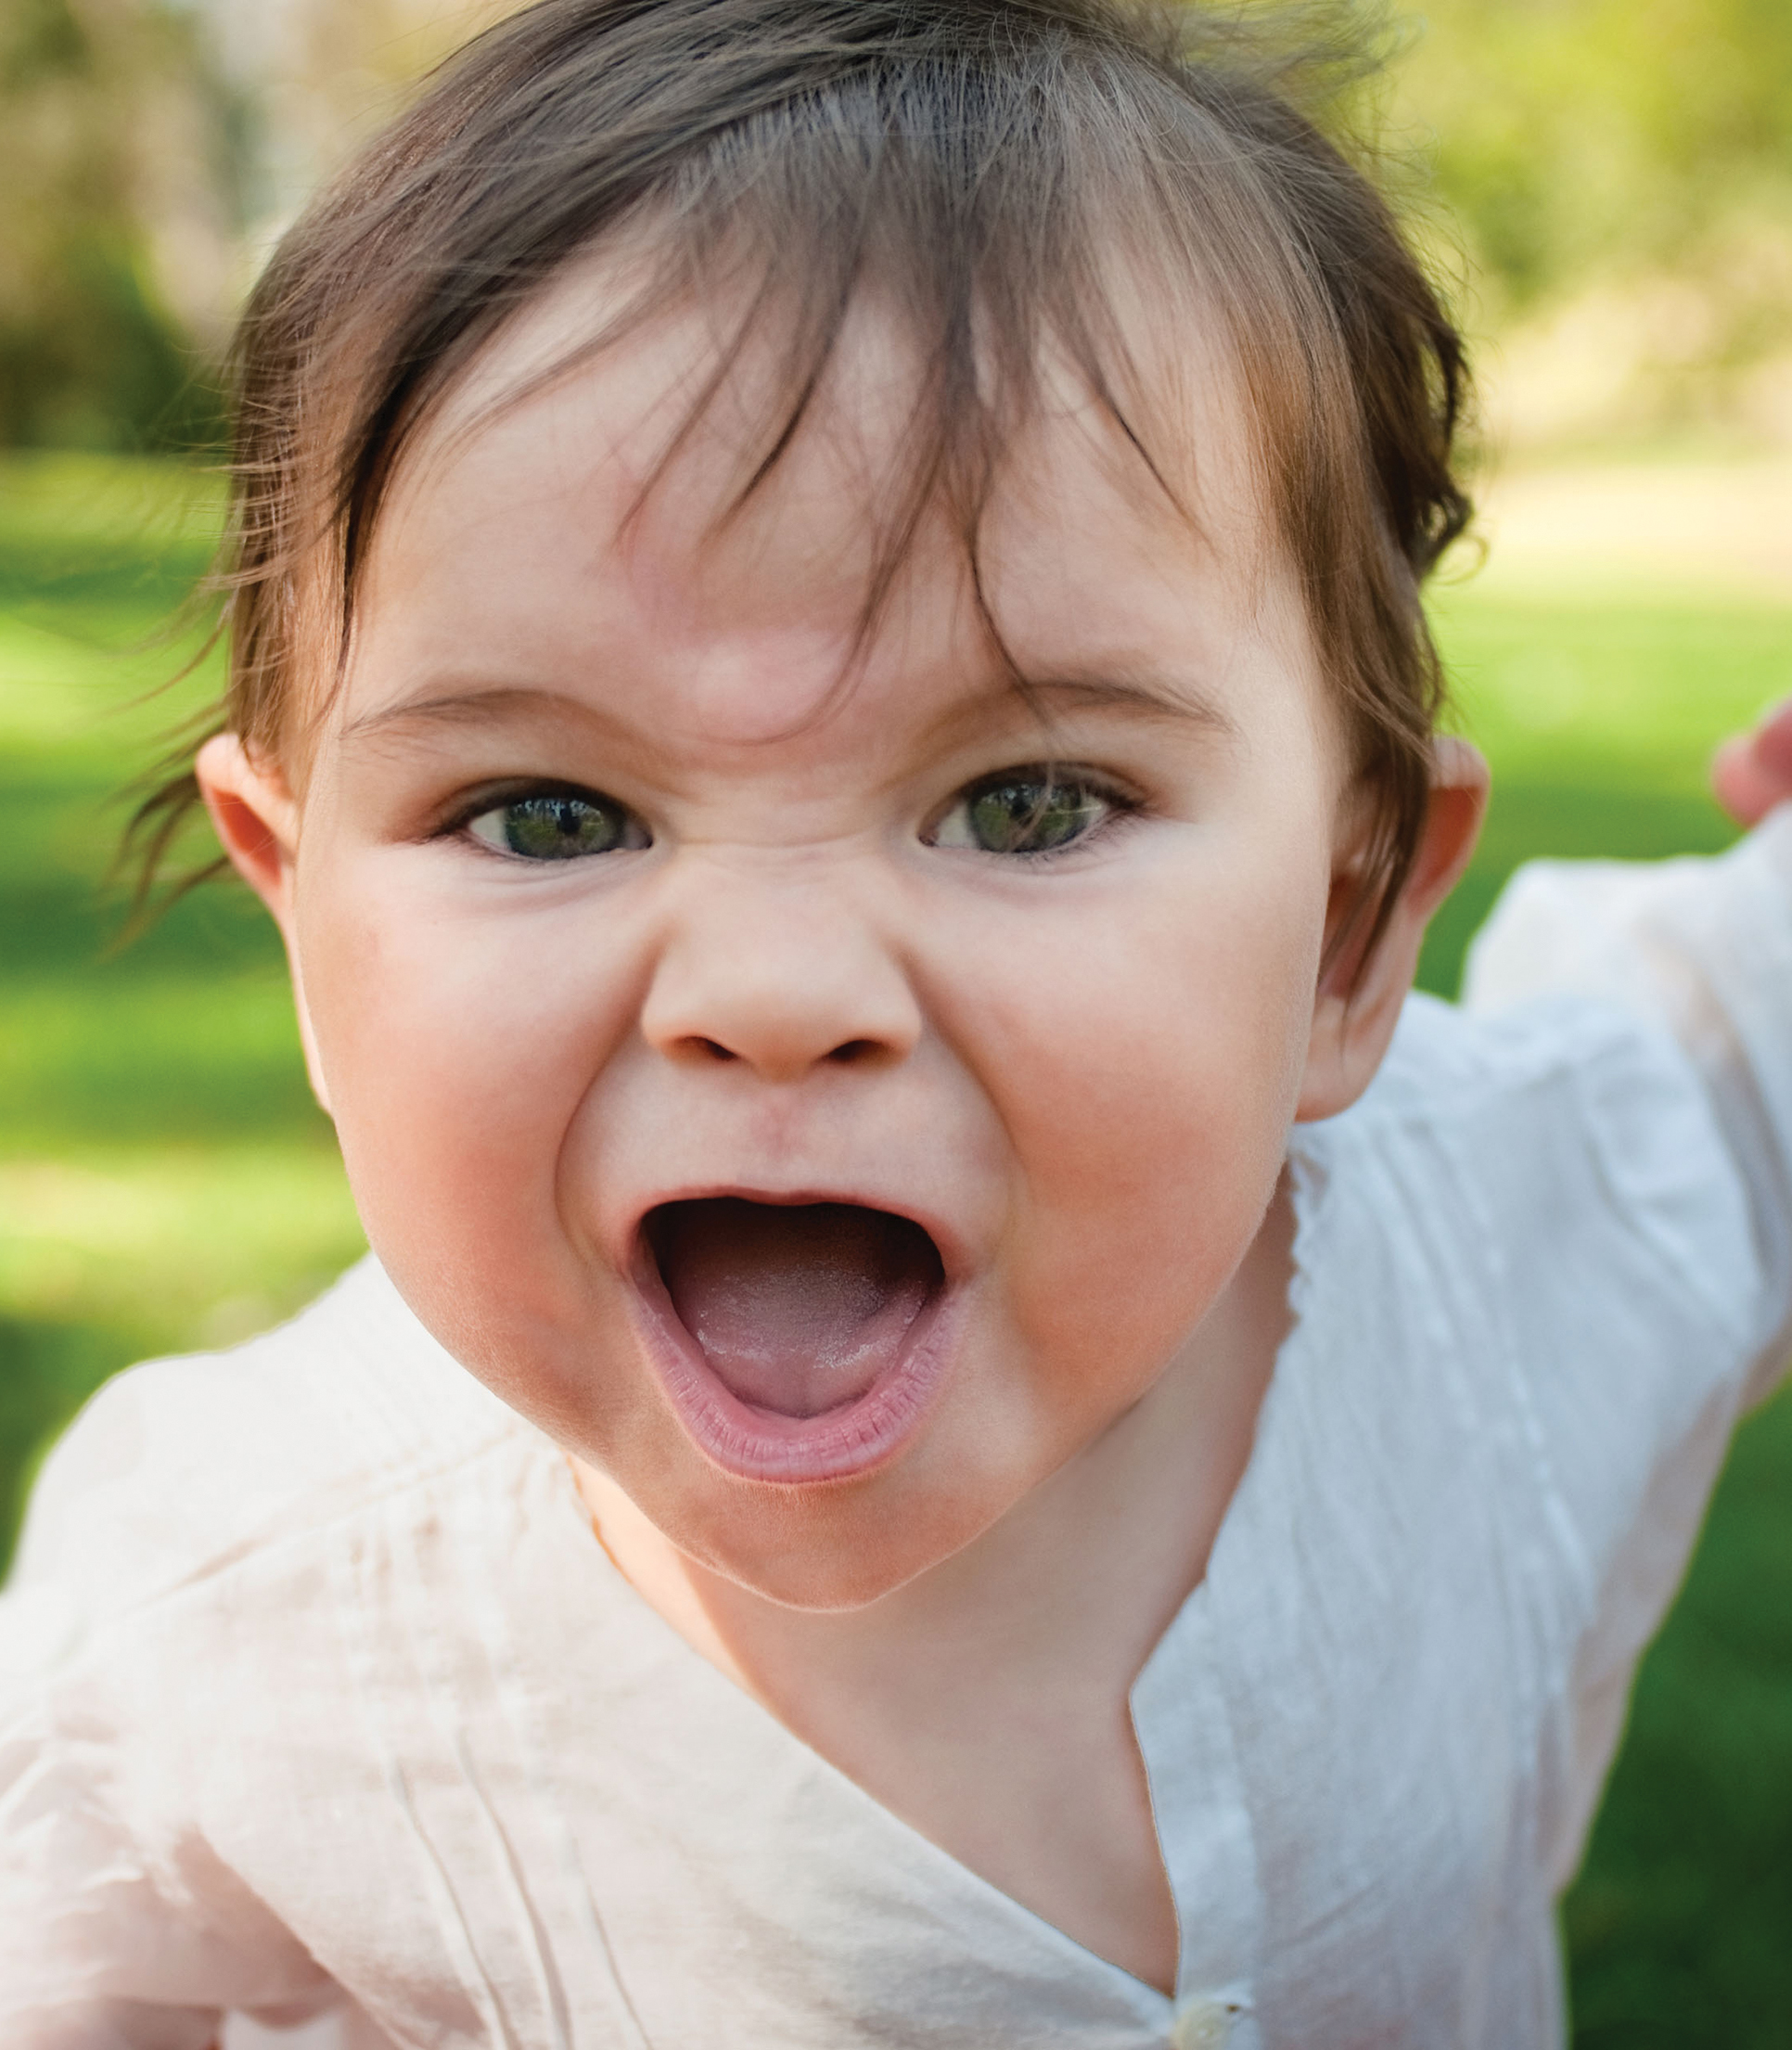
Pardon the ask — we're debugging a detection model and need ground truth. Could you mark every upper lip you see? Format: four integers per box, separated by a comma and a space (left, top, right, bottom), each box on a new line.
616, 1180, 971, 1288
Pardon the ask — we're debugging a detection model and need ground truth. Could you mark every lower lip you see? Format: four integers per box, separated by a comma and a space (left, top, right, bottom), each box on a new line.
631, 1274, 962, 1484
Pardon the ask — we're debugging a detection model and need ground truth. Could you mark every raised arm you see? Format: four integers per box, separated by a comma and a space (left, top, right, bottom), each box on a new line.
1462, 700, 1792, 1403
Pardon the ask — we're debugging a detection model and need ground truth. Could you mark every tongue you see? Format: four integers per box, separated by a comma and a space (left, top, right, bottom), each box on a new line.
648, 1199, 941, 1418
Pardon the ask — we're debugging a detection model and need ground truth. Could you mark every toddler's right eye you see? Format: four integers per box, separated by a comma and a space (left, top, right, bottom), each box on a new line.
463, 790, 650, 861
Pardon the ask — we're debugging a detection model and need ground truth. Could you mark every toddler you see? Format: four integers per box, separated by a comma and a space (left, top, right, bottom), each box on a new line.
5, 2, 1791, 2044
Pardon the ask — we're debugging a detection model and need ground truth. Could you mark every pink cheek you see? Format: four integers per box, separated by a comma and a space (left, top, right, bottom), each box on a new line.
970, 976, 1297, 1379
303, 890, 623, 1255
988, 979, 1283, 1186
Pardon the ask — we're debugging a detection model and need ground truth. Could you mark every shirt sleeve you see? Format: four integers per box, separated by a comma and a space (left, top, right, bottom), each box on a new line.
0, 1377, 346, 2048
1463, 802, 1792, 1404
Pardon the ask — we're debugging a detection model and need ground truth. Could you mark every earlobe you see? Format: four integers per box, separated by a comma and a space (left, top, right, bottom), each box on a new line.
195, 733, 333, 1116
1295, 737, 1489, 1123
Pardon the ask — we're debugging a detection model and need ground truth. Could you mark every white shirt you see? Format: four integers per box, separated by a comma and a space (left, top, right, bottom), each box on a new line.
6, 816, 1792, 2050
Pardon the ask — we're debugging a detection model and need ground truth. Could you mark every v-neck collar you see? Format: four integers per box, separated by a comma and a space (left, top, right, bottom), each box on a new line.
1125, 1132, 1325, 2007
523, 1131, 1328, 2035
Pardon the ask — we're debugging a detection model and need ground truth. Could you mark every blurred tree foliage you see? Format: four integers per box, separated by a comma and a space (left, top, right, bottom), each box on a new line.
1396, 0, 1792, 314
1387, 0, 1792, 449
3, 0, 1791, 452
0, 0, 233, 450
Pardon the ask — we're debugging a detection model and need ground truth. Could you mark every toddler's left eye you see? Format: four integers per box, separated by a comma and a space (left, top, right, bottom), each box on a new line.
928, 773, 1121, 857
463, 790, 649, 861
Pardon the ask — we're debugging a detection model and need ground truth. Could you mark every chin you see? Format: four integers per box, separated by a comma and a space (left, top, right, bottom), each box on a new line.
659, 1459, 1008, 1612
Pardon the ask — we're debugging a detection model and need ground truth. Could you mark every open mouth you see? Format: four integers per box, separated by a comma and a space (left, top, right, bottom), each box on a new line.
635, 1198, 953, 1482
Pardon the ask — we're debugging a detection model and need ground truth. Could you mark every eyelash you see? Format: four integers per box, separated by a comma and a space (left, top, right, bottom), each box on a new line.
435, 782, 649, 860
926, 766, 1144, 864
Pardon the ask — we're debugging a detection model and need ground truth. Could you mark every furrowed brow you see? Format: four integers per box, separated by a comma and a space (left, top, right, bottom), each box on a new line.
343, 672, 1236, 751
1017, 673, 1239, 734
343, 684, 610, 745
924, 670, 1240, 754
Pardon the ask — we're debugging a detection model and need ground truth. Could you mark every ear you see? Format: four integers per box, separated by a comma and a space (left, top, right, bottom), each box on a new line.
1296, 736, 1489, 1123
195, 733, 332, 1116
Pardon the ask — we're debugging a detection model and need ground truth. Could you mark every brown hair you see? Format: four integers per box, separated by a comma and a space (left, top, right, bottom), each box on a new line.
136, 0, 1469, 961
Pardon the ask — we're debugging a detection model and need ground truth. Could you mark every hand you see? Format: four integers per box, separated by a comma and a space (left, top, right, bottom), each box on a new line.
1712, 698, 1792, 826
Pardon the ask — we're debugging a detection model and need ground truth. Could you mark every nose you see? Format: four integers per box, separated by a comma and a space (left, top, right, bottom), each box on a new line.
639, 866, 924, 1082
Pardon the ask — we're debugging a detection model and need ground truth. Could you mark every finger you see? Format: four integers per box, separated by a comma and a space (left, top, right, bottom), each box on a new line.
1750, 695, 1792, 782
1711, 733, 1791, 826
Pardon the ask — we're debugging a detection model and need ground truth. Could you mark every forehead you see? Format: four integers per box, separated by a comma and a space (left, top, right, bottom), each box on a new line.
346, 246, 1312, 747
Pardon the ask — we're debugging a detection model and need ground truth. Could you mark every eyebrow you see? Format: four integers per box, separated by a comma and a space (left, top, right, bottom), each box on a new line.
341, 667, 1239, 747
994, 672, 1238, 735
343, 684, 611, 743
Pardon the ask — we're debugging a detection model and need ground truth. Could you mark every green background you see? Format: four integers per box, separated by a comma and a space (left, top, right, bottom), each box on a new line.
2, 452, 1790, 2042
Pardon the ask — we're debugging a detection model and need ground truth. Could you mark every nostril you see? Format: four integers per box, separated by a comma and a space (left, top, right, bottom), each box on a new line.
689, 1037, 737, 1063
826, 1039, 880, 1065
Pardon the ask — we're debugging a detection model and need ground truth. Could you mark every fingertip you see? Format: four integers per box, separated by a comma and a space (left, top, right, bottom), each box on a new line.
1710, 733, 1784, 826
1752, 694, 1792, 780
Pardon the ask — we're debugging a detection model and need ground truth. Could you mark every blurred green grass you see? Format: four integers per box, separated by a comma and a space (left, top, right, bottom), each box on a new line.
0, 452, 365, 1553
2, 453, 1790, 2041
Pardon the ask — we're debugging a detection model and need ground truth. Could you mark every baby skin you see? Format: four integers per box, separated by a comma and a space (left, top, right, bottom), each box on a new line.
198, 258, 1787, 1994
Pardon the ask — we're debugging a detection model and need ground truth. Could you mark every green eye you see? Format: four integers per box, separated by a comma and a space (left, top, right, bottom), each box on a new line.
465, 791, 648, 861
932, 774, 1117, 856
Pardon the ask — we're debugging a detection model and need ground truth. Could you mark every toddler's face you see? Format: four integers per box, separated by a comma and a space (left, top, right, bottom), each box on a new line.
221, 268, 1362, 1605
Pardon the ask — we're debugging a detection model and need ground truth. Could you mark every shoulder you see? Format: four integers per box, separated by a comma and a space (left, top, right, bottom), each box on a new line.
1296, 983, 1755, 1369
0, 1266, 551, 2000
1350, 984, 1717, 1136
3, 1260, 528, 1659
1291, 990, 1761, 1564
1322, 993, 1757, 1339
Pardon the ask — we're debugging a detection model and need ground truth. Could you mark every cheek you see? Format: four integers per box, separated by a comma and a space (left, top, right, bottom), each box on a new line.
936, 840, 1325, 1401
292, 852, 643, 1316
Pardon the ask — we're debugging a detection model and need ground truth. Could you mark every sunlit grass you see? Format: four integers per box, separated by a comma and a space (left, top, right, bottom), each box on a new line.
0, 1147, 363, 1339
0, 979, 325, 1145
1416, 574, 1784, 995
0, 453, 365, 1551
